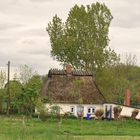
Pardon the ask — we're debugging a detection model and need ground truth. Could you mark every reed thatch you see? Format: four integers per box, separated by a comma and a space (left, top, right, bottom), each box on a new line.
41, 69, 106, 104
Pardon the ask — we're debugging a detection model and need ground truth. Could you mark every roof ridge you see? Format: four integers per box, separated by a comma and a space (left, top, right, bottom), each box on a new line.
49, 68, 93, 76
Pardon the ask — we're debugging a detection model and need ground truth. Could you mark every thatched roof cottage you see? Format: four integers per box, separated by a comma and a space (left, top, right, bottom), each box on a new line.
40, 65, 140, 119
41, 65, 106, 117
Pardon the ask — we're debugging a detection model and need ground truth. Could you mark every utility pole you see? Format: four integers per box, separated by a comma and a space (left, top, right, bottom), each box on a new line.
7, 61, 10, 115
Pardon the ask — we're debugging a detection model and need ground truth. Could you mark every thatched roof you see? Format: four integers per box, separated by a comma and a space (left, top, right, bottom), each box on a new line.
48, 69, 93, 76
41, 68, 106, 104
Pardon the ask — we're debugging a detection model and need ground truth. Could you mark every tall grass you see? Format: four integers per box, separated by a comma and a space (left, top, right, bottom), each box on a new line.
0, 116, 140, 140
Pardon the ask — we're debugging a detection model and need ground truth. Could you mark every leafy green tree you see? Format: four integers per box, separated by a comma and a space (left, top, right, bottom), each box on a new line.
96, 59, 140, 106
5, 80, 23, 113
0, 89, 5, 113
47, 2, 118, 71
16, 75, 43, 118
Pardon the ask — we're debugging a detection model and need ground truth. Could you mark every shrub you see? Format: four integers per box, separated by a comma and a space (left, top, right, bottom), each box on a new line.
95, 109, 104, 120
39, 110, 48, 122
64, 112, 77, 119
131, 109, 139, 120
50, 105, 61, 117
50, 105, 64, 122
113, 106, 122, 120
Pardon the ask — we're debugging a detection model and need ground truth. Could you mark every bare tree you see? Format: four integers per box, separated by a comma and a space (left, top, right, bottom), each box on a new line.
19, 65, 37, 84
121, 53, 137, 66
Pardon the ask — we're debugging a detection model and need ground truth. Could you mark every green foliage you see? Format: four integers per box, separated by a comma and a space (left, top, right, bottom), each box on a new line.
50, 105, 61, 117
0, 89, 5, 112
5, 73, 43, 116
0, 70, 6, 89
73, 79, 84, 88
25, 75, 42, 94
96, 62, 140, 105
39, 110, 48, 121
63, 112, 77, 119
3, 80, 23, 114
0, 70, 6, 113
47, 2, 117, 71
0, 65, 45, 116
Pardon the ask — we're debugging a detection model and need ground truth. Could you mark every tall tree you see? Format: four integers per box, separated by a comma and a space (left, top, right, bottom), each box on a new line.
47, 2, 118, 71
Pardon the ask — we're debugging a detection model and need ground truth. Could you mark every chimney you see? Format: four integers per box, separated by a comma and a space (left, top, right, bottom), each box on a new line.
66, 64, 72, 74
124, 89, 131, 106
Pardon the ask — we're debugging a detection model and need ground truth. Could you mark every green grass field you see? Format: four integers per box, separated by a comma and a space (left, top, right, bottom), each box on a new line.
0, 116, 140, 140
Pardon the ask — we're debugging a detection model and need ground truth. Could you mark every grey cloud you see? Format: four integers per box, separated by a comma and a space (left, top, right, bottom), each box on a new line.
0, 38, 14, 43
21, 39, 36, 45
19, 41, 50, 56
29, 0, 54, 3
21, 47, 49, 56
22, 28, 47, 37
0, 0, 140, 75
22, 49, 49, 56
0, 23, 24, 31
107, 0, 140, 28
0, 0, 18, 6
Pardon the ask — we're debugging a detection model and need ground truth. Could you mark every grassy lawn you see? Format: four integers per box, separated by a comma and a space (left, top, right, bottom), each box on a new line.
0, 116, 140, 140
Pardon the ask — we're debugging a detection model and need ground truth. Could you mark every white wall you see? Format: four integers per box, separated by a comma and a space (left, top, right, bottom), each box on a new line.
104, 103, 140, 119
45, 103, 103, 117
44, 103, 140, 119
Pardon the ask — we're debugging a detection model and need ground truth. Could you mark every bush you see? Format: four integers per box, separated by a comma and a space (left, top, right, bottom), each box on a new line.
64, 112, 77, 119
50, 105, 61, 117
113, 106, 122, 120
131, 109, 139, 120
32, 113, 38, 118
95, 109, 104, 120
39, 110, 48, 121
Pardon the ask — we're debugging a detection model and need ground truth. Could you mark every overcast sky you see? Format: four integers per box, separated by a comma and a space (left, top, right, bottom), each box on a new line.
0, 0, 140, 76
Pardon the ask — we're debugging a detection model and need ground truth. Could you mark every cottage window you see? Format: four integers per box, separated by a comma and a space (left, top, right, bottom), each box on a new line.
92, 108, 95, 113
87, 107, 95, 114
88, 108, 91, 113
70, 106, 75, 113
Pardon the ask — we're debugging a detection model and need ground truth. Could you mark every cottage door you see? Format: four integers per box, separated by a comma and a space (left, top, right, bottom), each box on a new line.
77, 106, 84, 117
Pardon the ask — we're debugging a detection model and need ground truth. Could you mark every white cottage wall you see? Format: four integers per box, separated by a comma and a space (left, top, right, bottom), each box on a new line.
44, 103, 140, 119
103, 103, 140, 119
45, 103, 103, 117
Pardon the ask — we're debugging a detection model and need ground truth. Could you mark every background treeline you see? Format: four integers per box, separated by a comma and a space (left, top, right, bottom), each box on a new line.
0, 65, 47, 116
96, 54, 140, 106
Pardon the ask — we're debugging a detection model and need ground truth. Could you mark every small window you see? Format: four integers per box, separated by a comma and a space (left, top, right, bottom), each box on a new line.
70, 106, 75, 113
87, 107, 95, 114
92, 108, 95, 113
88, 108, 91, 113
